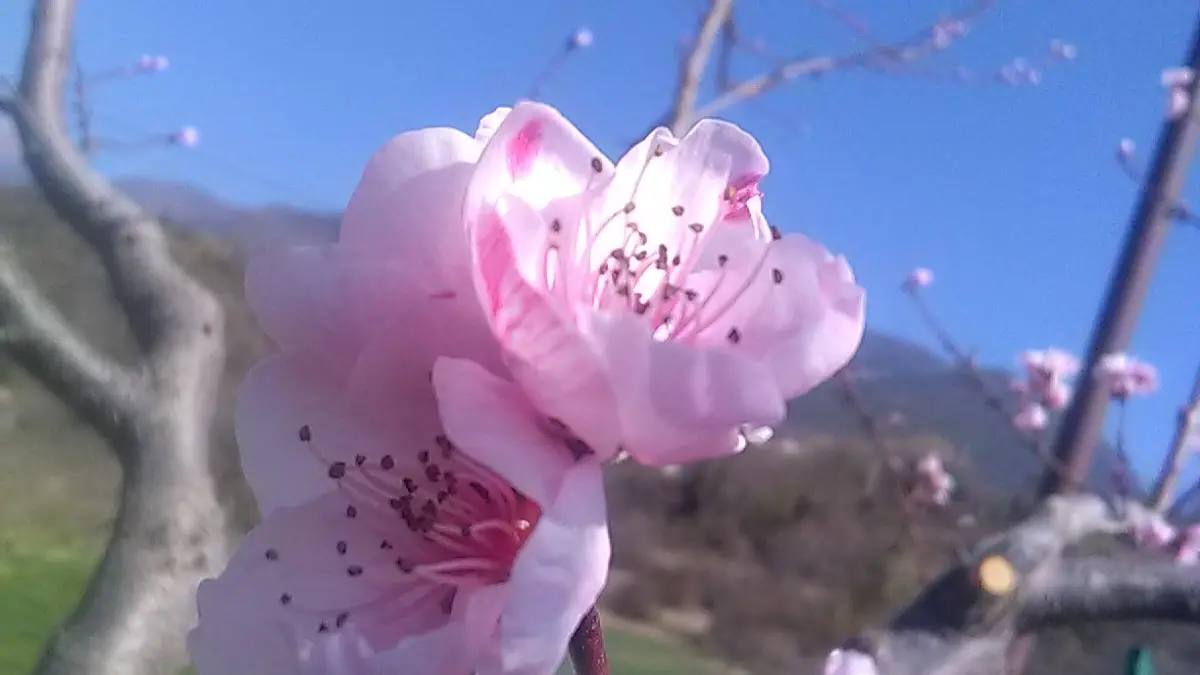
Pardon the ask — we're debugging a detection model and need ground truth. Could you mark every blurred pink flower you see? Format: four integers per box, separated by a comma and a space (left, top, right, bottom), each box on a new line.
136, 53, 169, 72
448, 102, 865, 468
1050, 40, 1077, 60
825, 648, 879, 675
569, 28, 594, 50
1013, 402, 1048, 432
912, 453, 955, 507
1177, 526, 1200, 565
1095, 353, 1158, 399
191, 112, 612, 675
1132, 514, 1177, 550
1043, 379, 1071, 411
1168, 87, 1191, 120
1162, 67, 1195, 89
170, 126, 200, 148
903, 267, 933, 291
1020, 348, 1080, 382
1117, 138, 1136, 161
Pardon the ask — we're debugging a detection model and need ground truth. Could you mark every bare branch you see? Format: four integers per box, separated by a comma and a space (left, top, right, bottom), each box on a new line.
837, 494, 1198, 675
0, 242, 137, 436
1149, 363, 1200, 511
5, 1, 233, 674
1021, 555, 1200, 627
667, 0, 735, 134
692, 0, 997, 120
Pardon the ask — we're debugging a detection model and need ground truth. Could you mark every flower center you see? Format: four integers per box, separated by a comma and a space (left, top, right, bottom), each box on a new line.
534, 145, 785, 349
260, 424, 540, 637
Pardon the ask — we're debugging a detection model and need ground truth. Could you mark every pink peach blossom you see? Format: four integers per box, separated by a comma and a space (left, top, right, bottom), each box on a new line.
903, 267, 933, 291
1162, 67, 1195, 89
443, 102, 865, 468
192, 111, 611, 675
1043, 379, 1071, 410
1095, 352, 1158, 399
1177, 526, 1200, 564
1117, 138, 1136, 161
1013, 402, 1048, 432
1168, 87, 1191, 120
170, 125, 200, 148
912, 453, 955, 507
137, 53, 169, 72
569, 28, 594, 50
1132, 514, 1177, 550
825, 648, 879, 675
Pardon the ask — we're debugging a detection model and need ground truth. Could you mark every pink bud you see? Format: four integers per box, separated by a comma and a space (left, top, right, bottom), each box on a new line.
1013, 402, 1048, 431
1050, 40, 1078, 60
1162, 67, 1195, 89
1096, 353, 1158, 399
1133, 515, 1177, 550
1118, 138, 1136, 161
1044, 380, 1071, 410
137, 54, 169, 73
569, 28, 594, 50
903, 267, 933, 291
825, 649, 879, 675
1178, 526, 1200, 564
1168, 87, 1191, 120
169, 126, 200, 148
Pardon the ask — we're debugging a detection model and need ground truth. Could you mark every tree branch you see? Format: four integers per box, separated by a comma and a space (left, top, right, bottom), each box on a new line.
0, 242, 137, 437
692, 0, 997, 121
833, 494, 1198, 675
1148, 363, 1200, 511
4, 1, 233, 674
667, 0, 735, 135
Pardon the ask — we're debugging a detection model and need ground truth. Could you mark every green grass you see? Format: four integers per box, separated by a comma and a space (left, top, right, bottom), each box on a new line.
0, 534, 97, 675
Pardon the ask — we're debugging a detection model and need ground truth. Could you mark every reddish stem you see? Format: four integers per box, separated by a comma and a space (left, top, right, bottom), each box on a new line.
568, 606, 610, 675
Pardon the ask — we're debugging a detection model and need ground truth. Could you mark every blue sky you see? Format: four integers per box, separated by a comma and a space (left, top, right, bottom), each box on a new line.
2, 0, 1199, 491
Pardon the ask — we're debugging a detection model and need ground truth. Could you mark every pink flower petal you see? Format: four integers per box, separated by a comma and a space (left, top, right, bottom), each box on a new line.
432, 356, 576, 505
339, 126, 482, 291
236, 353, 395, 514
580, 311, 781, 466
246, 247, 420, 372
683, 232, 866, 398
470, 205, 624, 458
199, 491, 456, 652
483, 463, 610, 675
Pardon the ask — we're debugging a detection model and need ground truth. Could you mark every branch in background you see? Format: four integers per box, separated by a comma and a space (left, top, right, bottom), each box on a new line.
832, 493, 1200, 675
1149, 363, 1200, 511
691, 0, 999, 120
3, 1, 232, 674
1116, 137, 1199, 228
902, 284, 1091, 492
667, 0, 735, 134
0, 243, 137, 438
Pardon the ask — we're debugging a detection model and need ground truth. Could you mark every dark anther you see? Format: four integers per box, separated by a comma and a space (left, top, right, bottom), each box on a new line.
727, 327, 742, 344
279, 593, 292, 605
380, 455, 395, 470
298, 425, 312, 442
772, 268, 785, 284
347, 565, 364, 577
327, 462, 347, 480
345, 505, 358, 519
623, 202, 636, 214
672, 205, 685, 216
717, 254, 729, 266
551, 218, 563, 233
688, 222, 704, 234
354, 454, 366, 466
264, 548, 279, 561
590, 157, 604, 173
336, 540, 348, 555
336, 612, 349, 628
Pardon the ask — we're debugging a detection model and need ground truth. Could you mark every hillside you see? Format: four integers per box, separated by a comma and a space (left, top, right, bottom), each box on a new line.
1, 182, 1191, 675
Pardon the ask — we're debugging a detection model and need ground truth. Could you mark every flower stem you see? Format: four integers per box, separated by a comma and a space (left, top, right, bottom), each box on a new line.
568, 606, 610, 675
